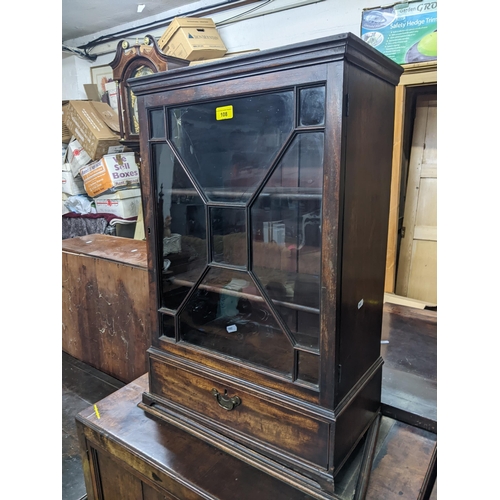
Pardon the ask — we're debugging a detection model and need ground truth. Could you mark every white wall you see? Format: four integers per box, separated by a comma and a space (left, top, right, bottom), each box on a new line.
62, 54, 94, 100
216, 0, 370, 53
62, 51, 118, 100
62, 0, 386, 99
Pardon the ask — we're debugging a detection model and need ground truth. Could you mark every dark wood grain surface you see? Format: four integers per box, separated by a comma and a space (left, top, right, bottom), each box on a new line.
381, 303, 437, 432
129, 34, 404, 493
63, 352, 125, 500
62, 234, 148, 268
77, 373, 436, 500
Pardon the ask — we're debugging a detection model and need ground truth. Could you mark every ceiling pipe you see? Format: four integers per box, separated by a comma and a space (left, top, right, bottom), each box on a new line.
76, 0, 260, 52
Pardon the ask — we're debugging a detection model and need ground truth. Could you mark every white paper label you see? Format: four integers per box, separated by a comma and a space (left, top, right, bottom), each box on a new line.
107, 145, 126, 154
358, 299, 364, 309
226, 324, 237, 333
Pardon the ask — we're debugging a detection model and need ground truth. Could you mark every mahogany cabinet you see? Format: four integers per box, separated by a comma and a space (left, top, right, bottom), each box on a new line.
128, 33, 402, 498
76, 374, 438, 500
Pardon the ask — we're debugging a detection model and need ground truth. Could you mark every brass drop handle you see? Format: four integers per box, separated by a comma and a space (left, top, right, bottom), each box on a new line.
211, 388, 241, 411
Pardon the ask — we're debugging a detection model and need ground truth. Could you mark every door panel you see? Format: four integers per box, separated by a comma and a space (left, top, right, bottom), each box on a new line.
396, 95, 437, 304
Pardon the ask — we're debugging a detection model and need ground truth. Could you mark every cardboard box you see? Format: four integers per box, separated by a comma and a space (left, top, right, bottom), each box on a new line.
94, 187, 141, 200
94, 189, 142, 219
84, 83, 101, 102
62, 171, 86, 196
80, 152, 140, 198
62, 102, 72, 143
66, 138, 92, 177
62, 144, 68, 165
62, 193, 71, 216
159, 17, 227, 61
63, 100, 121, 160
105, 81, 119, 114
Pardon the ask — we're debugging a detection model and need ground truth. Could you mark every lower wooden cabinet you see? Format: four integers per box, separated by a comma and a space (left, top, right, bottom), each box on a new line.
91, 450, 178, 500
76, 374, 437, 500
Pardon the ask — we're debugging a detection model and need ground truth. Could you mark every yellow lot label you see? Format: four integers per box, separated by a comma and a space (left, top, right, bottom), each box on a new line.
216, 105, 233, 121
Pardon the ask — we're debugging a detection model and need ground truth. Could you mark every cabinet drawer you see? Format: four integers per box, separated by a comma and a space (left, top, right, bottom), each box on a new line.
149, 355, 330, 469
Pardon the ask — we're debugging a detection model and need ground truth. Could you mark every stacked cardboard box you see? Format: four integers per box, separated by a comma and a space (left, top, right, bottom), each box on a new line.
63, 100, 122, 160
62, 100, 142, 219
80, 152, 140, 198
82, 153, 142, 219
62, 168, 86, 196
158, 17, 227, 61
93, 188, 142, 219
66, 138, 92, 177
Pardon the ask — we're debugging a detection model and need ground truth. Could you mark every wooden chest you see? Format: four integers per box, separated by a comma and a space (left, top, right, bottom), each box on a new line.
62, 234, 149, 383
128, 33, 403, 497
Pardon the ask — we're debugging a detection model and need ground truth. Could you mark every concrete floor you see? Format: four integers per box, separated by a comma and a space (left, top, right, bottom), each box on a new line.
62, 352, 125, 500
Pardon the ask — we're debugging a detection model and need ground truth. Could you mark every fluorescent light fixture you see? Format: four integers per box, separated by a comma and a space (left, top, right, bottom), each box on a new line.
137, 4, 145, 13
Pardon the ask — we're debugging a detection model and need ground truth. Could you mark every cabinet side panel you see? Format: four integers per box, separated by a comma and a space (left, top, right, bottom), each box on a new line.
62, 250, 149, 383
97, 448, 144, 499
337, 65, 396, 402
62, 251, 85, 358
75, 419, 98, 500
333, 365, 382, 470
92, 259, 150, 382
62, 253, 101, 369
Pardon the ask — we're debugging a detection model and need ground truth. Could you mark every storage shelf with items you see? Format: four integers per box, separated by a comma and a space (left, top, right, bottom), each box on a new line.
129, 32, 402, 498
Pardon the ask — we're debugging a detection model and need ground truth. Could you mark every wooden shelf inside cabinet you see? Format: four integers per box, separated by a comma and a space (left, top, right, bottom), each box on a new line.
163, 268, 320, 313
165, 186, 324, 200
130, 32, 403, 499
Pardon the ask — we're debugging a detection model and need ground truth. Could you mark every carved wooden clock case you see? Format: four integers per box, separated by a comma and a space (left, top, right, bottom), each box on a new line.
128, 33, 403, 499
109, 34, 189, 151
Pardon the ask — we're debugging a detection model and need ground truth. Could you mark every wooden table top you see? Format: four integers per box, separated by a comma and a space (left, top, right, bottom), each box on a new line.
381, 303, 437, 433
62, 234, 148, 268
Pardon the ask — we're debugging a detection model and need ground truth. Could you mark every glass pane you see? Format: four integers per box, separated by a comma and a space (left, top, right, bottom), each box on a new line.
169, 91, 294, 203
153, 143, 207, 310
299, 86, 325, 126
251, 133, 324, 350
161, 314, 176, 339
297, 350, 320, 386
150, 109, 165, 139
128, 66, 154, 134
179, 267, 293, 376
211, 207, 247, 267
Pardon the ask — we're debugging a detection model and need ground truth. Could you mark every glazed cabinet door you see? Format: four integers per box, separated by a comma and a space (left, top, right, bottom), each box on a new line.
148, 82, 328, 391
